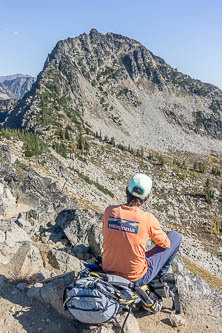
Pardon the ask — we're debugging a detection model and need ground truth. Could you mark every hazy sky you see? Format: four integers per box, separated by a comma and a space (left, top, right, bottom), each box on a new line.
1, 0, 221, 89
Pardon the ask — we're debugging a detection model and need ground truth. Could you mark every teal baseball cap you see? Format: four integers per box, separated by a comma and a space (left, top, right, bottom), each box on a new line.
128, 173, 152, 200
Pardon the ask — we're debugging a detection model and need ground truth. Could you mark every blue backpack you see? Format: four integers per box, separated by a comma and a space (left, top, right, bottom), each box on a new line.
63, 267, 180, 327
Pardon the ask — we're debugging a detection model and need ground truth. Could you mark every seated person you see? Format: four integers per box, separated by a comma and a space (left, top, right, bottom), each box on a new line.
102, 173, 182, 287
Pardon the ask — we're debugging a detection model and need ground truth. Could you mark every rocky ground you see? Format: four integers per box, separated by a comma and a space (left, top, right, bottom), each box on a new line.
0, 285, 221, 333
0, 141, 222, 333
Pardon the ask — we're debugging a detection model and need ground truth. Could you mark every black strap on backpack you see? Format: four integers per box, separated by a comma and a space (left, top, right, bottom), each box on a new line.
120, 307, 132, 333
172, 287, 181, 314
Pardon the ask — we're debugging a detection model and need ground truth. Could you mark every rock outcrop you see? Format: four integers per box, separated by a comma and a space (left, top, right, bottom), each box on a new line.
0, 83, 17, 122
0, 142, 222, 332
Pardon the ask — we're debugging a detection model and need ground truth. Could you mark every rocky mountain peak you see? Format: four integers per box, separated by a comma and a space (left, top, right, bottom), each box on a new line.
89, 28, 101, 37
2, 30, 222, 153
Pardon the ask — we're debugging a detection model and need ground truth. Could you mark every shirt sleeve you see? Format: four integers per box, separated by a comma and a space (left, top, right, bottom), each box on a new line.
147, 213, 170, 248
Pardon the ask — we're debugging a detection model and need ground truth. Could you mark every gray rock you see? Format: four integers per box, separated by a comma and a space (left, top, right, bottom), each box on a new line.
72, 244, 90, 260
33, 270, 55, 281
16, 217, 33, 234
171, 254, 211, 297
169, 313, 185, 327
47, 249, 83, 274
114, 313, 141, 333
19, 169, 76, 224
3, 241, 44, 279
39, 272, 74, 318
0, 219, 31, 243
0, 144, 11, 163
0, 182, 4, 196
0, 161, 18, 183
56, 209, 101, 247
0, 230, 5, 243
88, 223, 103, 256
5, 227, 31, 243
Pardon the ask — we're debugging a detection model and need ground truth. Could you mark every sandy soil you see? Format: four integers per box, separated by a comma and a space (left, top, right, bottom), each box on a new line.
3, 203, 34, 220
137, 298, 222, 333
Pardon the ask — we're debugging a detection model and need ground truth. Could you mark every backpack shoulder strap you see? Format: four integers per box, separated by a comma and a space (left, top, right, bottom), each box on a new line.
173, 287, 181, 314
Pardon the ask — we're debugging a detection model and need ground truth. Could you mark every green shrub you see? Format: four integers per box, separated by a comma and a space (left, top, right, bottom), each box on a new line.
52, 142, 67, 158
110, 137, 115, 146
205, 178, 214, 204
211, 166, 221, 176
158, 154, 165, 166
194, 161, 207, 173
77, 133, 90, 153
0, 129, 47, 157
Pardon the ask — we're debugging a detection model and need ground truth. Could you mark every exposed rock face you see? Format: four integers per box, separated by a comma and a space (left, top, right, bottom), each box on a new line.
2, 29, 222, 153
0, 83, 17, 122
0, 144, 11, 163
0, 144, 75, 224
47, 249, 84, 273
3, 76, 36, 99
0, 73, 31, 83
0, 82, 15, 101
56, 209, 101, 248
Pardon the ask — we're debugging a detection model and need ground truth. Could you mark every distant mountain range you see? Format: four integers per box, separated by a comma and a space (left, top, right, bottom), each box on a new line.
0, 73, 33, 83
0, 82, 17, 121
3, 76, 36, 99
1, 30, 222, 153
0, 82, 15, 100
0, 74, 36, 121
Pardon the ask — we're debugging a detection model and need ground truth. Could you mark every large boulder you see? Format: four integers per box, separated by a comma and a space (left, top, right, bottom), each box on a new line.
0, 219, 31, 244
114, 313, 141, 333
87, 223, 103, 256
47, 249, 84, 273
56, 209, 102, 248
0, 240, 44, 279
0, 162, 18, 184
0, 145, 77, 227
171, 254, 211, 297
27, 271, 74, 318
18, 168, 76, 223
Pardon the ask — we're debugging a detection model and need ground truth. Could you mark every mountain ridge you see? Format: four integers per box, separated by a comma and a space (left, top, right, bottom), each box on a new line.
3, 76, 36, 99
2, 29, 222, 153
0, 73, 33, 83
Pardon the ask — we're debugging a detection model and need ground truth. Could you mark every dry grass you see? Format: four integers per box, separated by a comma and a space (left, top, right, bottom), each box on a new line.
182, 256, 222, 291
75, 197, 103, 214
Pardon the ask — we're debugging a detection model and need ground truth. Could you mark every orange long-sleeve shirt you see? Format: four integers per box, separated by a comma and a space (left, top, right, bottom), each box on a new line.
102, 204, 170, 282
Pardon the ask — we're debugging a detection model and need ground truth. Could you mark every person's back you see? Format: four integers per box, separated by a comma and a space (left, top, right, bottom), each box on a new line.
102, 204, 170, 281
102, 173, 181, 289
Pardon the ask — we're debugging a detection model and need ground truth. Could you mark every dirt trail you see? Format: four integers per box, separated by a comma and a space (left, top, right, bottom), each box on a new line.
3, 203, 34, 219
